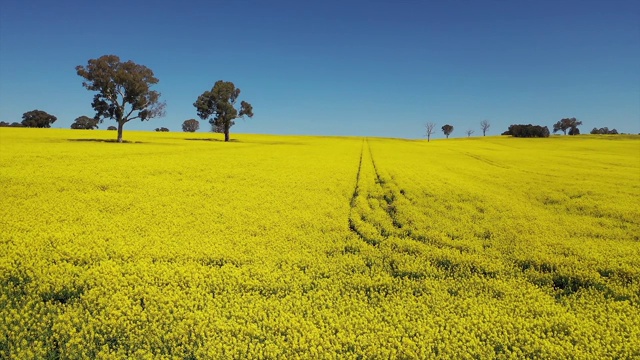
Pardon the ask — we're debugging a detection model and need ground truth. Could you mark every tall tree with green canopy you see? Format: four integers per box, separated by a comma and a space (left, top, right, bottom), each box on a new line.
76, 55, 166, 142
194, 80, 254, 142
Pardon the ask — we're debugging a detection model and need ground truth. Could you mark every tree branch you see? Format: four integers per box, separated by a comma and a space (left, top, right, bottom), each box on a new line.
115, 86, 125, 101
123, 107, 136, 122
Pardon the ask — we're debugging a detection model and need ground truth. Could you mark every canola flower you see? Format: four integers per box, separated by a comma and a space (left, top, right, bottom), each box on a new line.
0, 128, 639, 359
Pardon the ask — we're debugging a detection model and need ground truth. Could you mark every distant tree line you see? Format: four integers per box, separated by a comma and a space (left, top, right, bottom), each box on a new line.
500, 118, 578, 138
3, 54, 629, 143
590, 127, 618, 135
423, 116, 628, 141
502, 124, 550, 138
501, 118, 627, 138
0, 121, 24, 127
425, 120, 489, 141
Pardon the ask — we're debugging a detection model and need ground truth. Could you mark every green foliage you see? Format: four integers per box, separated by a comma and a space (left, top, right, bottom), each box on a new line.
194, 80, 254, 142
505, 124, 550, 138
70, 116, 99, 130
441, 124, 453, 138
553, 117, 582, 135
107, 126, 117, 131
76, 55, 166, 142
181, 119, 199, 132
591, 127, 618, 135
21, 110, 57, 128
0, 122, 24, 127
211, 122, 225, 133
154, 127, 169, 132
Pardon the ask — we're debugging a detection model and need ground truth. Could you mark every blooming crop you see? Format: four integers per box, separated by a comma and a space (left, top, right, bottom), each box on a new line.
1, 128, 638, 358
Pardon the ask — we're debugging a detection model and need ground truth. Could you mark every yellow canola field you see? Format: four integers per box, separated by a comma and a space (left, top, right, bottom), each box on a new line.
1, 128, 639, 359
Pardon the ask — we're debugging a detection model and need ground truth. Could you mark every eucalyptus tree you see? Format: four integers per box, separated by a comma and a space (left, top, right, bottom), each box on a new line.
194, 80, 254, 142
76, 55, 166, 142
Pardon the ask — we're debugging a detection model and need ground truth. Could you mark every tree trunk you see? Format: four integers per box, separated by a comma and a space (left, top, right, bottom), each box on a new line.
224, 129, 230, 142
427, 135, 430, 142
117, 122, 124, 143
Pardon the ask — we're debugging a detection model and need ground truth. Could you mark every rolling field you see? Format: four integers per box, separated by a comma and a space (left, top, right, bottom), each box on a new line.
1, 128, 639, 359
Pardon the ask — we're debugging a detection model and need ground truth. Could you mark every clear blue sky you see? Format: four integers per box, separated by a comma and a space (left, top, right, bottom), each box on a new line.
1, 0, 638, 138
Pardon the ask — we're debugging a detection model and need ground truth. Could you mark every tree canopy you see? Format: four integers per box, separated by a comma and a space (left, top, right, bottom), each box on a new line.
76, 55, 165, 142
590, 127, 618, 135
70, 116, 99, 130
441, 124, 454, 139
21, 110, 57, 128
0, 121, 23, 127
504, 124, 550, 138
194, 80, 254, 142
553, 118, 582, 135
182, 119, 200, 132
